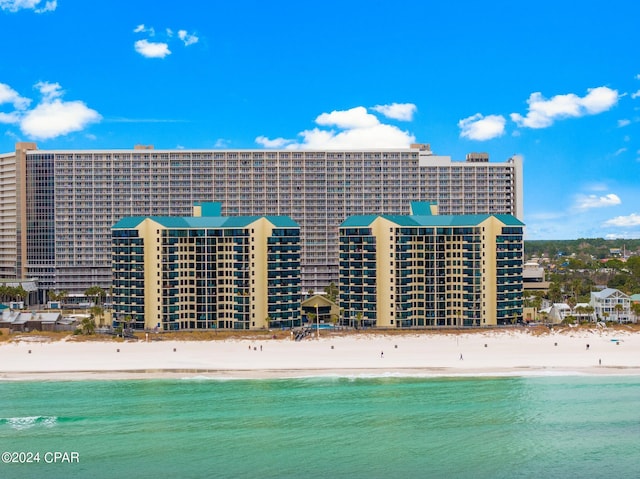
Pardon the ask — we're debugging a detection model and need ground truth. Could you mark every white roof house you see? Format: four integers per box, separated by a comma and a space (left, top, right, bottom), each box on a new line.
547, 303, 572, 324
573, 302, 596, 322
590, 288, 632, 323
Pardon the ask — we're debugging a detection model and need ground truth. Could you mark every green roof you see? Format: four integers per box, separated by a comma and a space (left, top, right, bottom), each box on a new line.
340, 213, 524, 228
340, 215, 380, 227
194, 202, 222, 216
410, 201, 437, 216
113, 215, 299, 229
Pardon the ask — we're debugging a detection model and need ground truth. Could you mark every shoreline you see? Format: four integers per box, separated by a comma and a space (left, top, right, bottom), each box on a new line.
2, 366, 640, 382
1, 328, 639, 381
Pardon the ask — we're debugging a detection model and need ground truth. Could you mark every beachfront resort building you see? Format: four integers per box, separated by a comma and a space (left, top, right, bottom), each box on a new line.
0, 142, 523, 297
111, 203, 301, 331
338, 202, 524, 327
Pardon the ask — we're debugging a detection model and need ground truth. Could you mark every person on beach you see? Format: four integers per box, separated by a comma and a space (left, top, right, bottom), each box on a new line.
460, 353, 463, 360
380, 351, 384, 358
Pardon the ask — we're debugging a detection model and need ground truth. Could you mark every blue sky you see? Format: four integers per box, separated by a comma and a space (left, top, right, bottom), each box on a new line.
1, 0, 639, 240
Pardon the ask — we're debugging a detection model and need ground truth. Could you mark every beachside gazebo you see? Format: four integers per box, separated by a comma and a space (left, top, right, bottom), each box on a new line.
301, 295, 340, 327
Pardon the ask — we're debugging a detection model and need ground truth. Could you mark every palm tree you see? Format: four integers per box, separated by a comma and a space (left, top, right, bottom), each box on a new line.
355, 312, 363, 330
324, 282, 339, 303
307, 312, 316, 330
548, 282, 563, 304
264, 316, 272, 330
121, 314, 133, 337
14, 285, 28, 303
584, 305, 595, 322
48, 290, 69, 306
613, 303, 624, 323
58, 290, 68, 306
90, 305, 104, 326
80, 316, 96, 335
84, 286, 106, 306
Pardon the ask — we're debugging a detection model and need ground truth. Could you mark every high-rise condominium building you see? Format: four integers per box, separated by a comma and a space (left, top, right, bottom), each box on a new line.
112, 203, 301, 331
339, 203, 524, 327
0, 142, 523, 297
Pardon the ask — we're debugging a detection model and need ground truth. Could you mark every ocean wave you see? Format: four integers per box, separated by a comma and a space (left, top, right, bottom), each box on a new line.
1, 415, 58, 430
180, 375, 232, 381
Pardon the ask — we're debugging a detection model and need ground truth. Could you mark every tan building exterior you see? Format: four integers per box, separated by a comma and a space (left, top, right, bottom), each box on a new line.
339, 203, 524, 327
112, 204, 301, 330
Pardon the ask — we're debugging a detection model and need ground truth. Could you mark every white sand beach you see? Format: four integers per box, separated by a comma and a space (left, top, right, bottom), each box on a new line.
1, 327, 639, 380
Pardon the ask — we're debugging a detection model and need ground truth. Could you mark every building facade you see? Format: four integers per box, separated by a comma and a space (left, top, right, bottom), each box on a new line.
590, 288, 631, 323
112, 203, 301, 331
338, 203, 524, 327
1, 142, 523, 295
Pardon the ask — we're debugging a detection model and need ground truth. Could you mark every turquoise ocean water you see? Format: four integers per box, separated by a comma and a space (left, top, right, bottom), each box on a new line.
1, 375, 639, 479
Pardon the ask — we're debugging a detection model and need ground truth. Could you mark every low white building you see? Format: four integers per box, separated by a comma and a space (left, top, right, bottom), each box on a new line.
590, 288, 631, 323
573, 302, 596, 322
547, 303, 572, 324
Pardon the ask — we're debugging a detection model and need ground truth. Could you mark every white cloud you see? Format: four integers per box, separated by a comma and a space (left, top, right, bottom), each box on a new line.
316, 106, 379, 129
35, 80, 62, 101
0, 82, 31, 110
636, 74, 640, 80
255, 105, 416, 149
458, 113, 506, 141
371, 103, 417, 121
614, 148, 627, 156
511, 86, 619, 128
631, 90, 640, 100
178, 30, 199, 46
299, 124, 415, 149
618, 119, 631, 127
0, 112, 20, 124
134, 39, 171, 58
133, 24, 155, 36
255, 136, 295, 148
214, 138, 229, 148
603, 213, 640, 227
133, 25, 198, 57
21, 102, 101, 140
0, 80, 102, 140
574, 193, 621, 210
580, 87, 619, 114
0, 0, 56, 13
